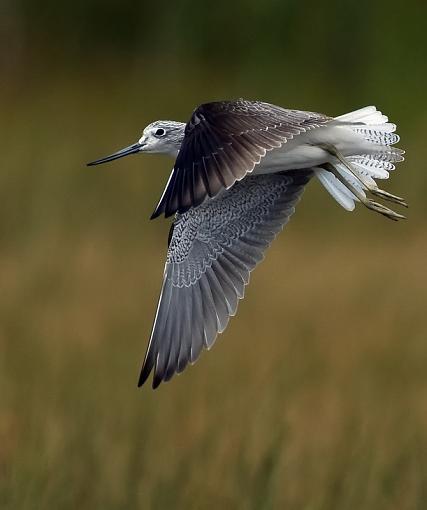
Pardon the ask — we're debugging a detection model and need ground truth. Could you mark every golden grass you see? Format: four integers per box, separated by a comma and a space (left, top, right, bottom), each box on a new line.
1, 223, 426, 509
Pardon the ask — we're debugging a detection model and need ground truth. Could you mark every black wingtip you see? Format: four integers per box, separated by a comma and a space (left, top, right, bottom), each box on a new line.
138, 371, 150, 388
152, 375, 162, 389
138, 359, 165, 389
150, 207, 179, 220
137, 371, 163, 389
150, 191, 168, 219
138, 359, 153, 388
150, 209, 162, 220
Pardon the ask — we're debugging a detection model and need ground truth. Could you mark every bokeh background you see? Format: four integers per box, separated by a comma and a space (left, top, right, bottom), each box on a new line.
1, 1, 427, 508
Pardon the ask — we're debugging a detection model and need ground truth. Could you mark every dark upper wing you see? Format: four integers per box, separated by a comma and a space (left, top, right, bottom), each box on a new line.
139, 170, 313, 389
151, 99, 329, 218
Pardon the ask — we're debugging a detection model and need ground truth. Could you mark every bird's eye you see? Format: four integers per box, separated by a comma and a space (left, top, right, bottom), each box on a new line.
155, 128, 166, 137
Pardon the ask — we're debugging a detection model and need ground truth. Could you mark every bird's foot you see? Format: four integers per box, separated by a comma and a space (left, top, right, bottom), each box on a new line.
369, 188, 408, 208
362, 198, 406, 221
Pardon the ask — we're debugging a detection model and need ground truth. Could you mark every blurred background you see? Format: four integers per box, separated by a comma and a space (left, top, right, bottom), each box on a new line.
1, 0, 427, 508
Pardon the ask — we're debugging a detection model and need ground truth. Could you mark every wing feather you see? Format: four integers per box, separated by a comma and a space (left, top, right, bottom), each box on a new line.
139, 170, 312, 388
151, 100, 329, 218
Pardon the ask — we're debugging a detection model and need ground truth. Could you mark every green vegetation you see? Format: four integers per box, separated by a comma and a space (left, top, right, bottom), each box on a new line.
1, 1, 427, 508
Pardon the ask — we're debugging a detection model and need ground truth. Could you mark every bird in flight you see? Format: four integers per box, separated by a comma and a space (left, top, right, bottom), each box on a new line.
88, 99, 406, 388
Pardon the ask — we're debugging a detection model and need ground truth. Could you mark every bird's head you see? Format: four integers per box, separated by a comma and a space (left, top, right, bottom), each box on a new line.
87, 120, 186, 166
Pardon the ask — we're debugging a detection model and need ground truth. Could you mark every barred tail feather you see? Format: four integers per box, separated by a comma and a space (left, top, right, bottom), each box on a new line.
317, 105, 405, 211
335, 105, 403, 152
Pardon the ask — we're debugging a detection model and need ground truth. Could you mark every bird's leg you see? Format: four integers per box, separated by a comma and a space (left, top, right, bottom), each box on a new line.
369, 187, 408, 208
322, 163, 406, 221
319, 143, 408, 208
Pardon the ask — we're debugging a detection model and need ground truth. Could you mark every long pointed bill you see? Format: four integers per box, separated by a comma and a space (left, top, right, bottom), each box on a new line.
87, 142, 143, 166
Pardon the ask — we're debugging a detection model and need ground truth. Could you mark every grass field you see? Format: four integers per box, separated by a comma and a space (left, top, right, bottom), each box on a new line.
1, 71, 427, 509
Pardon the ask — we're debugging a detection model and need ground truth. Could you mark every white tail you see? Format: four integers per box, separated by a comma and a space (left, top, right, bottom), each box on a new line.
316, 106, 404, 212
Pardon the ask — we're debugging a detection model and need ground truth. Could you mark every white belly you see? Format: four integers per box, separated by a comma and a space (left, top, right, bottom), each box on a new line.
254, 125, 373, 173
